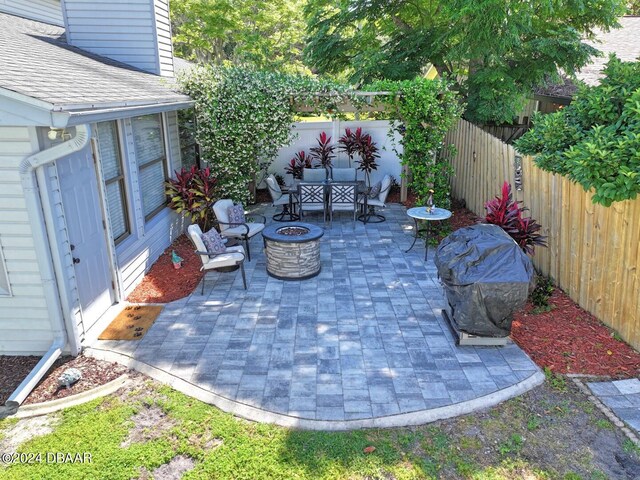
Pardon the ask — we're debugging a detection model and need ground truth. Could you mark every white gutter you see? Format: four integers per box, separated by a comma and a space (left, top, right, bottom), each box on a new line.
4, 125, 90, 413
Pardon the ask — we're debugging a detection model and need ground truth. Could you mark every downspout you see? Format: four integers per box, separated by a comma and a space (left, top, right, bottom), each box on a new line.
4, 125, 90, 413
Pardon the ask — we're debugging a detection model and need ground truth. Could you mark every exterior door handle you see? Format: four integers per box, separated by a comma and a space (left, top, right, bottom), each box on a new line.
73, 257, 81, 264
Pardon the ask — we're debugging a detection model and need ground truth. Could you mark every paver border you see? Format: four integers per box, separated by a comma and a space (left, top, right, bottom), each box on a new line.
86, 345, 544, 430
570, 375, 640, 445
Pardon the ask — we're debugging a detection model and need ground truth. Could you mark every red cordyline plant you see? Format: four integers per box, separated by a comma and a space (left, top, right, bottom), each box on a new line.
484, 181, 547, 255
165, 166, 218, 231
285, 150, 313, 179
338, 127, 363, 167
356, 134, 380, 187
309, 131, 335, 169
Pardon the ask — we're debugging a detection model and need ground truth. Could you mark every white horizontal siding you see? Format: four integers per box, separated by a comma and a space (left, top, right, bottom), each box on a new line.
154, 0, 174, 76
118, 208, 185, 295
0, 0, 63, 26
0, 126, 55, 355
62, 0, 163, 75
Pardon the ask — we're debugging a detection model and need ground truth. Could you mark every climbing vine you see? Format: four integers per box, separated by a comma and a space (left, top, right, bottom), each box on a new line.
179, 65, 360, 204
365, 78, 463, 208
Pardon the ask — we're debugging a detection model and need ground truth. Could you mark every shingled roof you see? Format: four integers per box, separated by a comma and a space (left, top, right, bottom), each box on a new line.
535, 16, 640, 100
578, 16, 640, 86
0, 12, 191, 113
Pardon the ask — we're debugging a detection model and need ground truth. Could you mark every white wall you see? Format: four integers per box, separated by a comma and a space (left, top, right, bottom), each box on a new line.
271, 120, 403, 187
0, 0, 63, 26
0, 126, 55, 354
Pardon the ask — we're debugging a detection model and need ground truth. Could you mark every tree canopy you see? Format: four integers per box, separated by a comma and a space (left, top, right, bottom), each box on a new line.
171, 0, 308, 73
304, 0, 626, 124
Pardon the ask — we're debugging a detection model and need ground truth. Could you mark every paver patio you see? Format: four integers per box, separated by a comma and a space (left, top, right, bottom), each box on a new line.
89, 203, 543, 429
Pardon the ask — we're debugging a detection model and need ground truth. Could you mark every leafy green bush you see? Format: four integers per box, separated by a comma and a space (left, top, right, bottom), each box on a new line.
365, 77, 463, 208
179, 66, 359, 204
515, 56, 640, 206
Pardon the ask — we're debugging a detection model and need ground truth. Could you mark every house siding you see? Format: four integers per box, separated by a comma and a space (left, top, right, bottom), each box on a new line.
62, 0, 174, 76
0, 126, 55, 354
0, 0, 63, 26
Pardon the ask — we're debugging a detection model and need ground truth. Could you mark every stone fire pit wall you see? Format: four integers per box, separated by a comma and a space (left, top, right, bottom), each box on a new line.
261, 222, 324, 280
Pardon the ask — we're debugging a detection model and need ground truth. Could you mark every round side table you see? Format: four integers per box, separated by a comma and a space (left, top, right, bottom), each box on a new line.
405, 207, 452, 261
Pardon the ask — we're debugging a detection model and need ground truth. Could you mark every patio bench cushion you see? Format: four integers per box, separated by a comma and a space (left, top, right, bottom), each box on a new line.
201, 245, 245, 269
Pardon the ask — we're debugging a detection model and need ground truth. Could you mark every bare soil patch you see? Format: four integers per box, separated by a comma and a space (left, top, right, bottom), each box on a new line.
121, 403, 177, 447
149, 455, 196, 480
0, 415, 58, 455
435, 380, 640, 479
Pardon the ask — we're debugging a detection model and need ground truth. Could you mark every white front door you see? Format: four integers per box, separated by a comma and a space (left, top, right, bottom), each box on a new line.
57, 150, 115, 333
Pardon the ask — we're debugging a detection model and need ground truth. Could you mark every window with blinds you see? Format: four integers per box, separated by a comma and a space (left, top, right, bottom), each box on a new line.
132, 114, 168, 221
96, 121, 129, 244
178, 108, 199, 168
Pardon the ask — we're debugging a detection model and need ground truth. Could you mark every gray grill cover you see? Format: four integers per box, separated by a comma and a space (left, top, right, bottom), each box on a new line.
435, 224, 534, 337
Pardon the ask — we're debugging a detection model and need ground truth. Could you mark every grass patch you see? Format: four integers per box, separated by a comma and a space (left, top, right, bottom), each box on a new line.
1, 380, 636, 479
544, 367, 567, 392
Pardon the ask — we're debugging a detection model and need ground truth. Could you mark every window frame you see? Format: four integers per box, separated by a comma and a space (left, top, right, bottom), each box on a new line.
96, 120, 131, 245
132, 114, 169, 222
0, 241, 12, 297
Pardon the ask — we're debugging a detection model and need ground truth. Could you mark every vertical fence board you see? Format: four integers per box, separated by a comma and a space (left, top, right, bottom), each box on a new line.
446, 119, 640, 350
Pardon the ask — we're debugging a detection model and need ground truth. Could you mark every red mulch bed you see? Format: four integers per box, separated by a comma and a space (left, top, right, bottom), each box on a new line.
512, 291, 640, 378
126, 234, 204, 304
0, 354, 128, 405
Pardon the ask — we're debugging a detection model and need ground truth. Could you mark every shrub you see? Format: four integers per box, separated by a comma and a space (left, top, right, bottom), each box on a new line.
515, 56, 640, 206
179, 65, 361, 204
165, 166, 218, 231
485, 182, 547, 255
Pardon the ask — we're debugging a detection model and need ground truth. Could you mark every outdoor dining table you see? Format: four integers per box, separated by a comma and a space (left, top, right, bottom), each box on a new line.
405, 206, 452, 261
290, 179, 368, 221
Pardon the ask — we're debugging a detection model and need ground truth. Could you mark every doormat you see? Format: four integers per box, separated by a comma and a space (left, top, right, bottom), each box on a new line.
98, 305, 164, 341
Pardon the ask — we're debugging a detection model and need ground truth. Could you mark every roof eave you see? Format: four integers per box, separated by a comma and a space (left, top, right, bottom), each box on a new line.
0, 87, 194, 127
58, 99, 195, 127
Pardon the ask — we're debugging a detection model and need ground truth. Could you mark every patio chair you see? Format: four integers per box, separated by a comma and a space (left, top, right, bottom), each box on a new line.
358, 174, 392, 223
187, 224, 247, 293
303, 168, 326, 182
298, 182, 327, 223
212, 199, 266, 261
266, 174, 299, 221
332, 168, 356, 182
329, 182, 358, 224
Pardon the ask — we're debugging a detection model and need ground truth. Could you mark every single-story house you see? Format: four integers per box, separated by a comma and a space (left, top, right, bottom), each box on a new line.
0, 0, 195, 378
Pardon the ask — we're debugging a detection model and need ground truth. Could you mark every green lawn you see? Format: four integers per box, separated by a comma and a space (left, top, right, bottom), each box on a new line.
0, 378, 636, 479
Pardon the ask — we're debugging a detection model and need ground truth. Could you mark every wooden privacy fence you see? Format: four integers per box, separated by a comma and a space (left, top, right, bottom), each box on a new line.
444, 119, 640, 351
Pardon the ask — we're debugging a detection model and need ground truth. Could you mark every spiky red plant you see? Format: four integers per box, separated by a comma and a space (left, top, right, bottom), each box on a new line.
310, 131, 335, 169
485, 181, 547, 255
285, 150, 313, 180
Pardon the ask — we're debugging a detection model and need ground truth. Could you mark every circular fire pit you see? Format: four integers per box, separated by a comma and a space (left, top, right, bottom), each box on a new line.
261, 222, 324, 280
